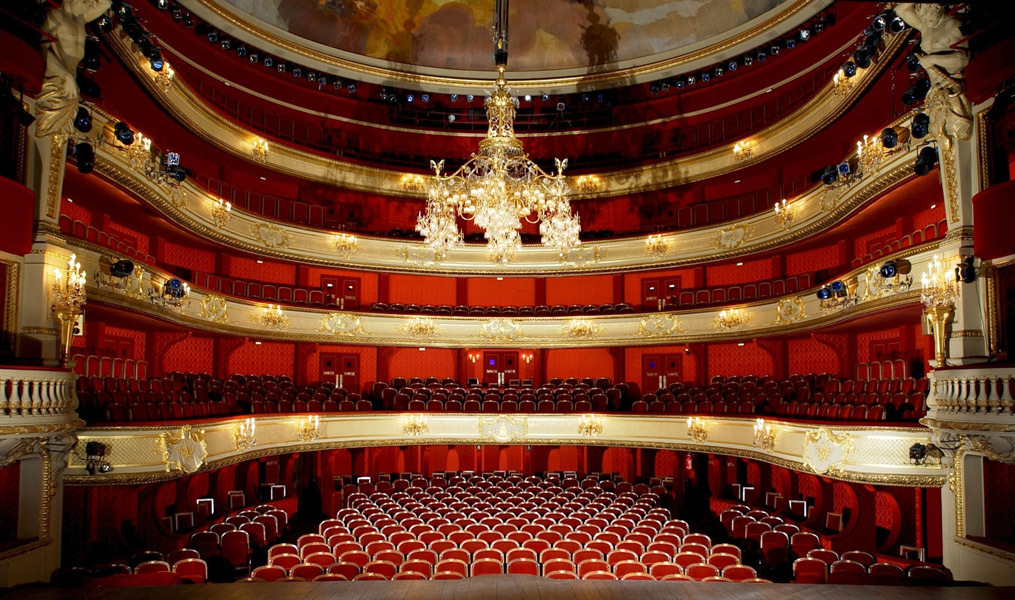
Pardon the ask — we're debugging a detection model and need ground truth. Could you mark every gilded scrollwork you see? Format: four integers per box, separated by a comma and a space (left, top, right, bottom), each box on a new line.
561, 319, 603, 339
478, 318, 524, 341
635, 313, 685, 338
402, 316, 442, 337
709, 225, 753, 250
319, 312, 366, 337
200, 294, 230, 324
159, 425, 208, 474
478, 415, 528, 443
802, 427, 853, 475
249, 223, 292, 249
773, 297, 806, 325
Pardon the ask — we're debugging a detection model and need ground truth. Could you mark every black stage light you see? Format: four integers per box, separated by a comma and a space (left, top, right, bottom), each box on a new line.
236, 45, 247, 57
887, 11, 906, 34
165, 278, 187, 297
820, 165, 838, 185
74, 107, 92, 132
83, 38, 101, 71
842, 61, 857, 77
871, 14, 887, 32
816, 286, 832, 300
879, 261, 898, 278
110, 259, 135, 278
914, 145, 939, 176
911, 113, 930, 139
76, 73, 101, 98
881, 127, 899, 148
75, 143, 95, 174
114, 121, 134, 145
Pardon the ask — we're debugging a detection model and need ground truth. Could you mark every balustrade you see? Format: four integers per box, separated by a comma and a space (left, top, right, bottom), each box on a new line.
1, 368, 79, 417
927, 366, 1015, 415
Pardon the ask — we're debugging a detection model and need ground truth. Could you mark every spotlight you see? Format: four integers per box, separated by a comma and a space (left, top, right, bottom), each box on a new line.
149, 52, 164, 72
879, 261, 898, 278
659, 82, 669, 92
166, 152, 180, 167
183, 16, 193, 27
306, 72, 316, 83
75, 142, 95, 174
277, 62, 287, 73
909, 442, 927, 465
236, 46, 247, 57
291, 67, 302, 78
406, 94, 414, 102
331, 79, 343, 89
743, 55, 753, 67
675, 78, 685, 89
95, 15, 113, 33
770, 43, 781, 56
888, 12, 907, 34
756, 49, 767, 62
85, 441, 111, 475
73, 107, 92, 132
581, 93, 590, 102
541, 94, 549, 101
165, 278, 187, 298
83, 38, 101, 71
207, 31, 218, 44
347, 84, 356, 93
911, 113, 930, 139
713, 66, 724, 77
914, 145, 939, 176
110, 259, 135, 278
220, 38, 231, 51
881, 127, 898, 148
837, 162, 851, 176
263, 56, 274, 68
830, 280, 846, 297
248, 52, 259, 63
871, 14, 887, 32
853, 47, 872, 69
421, 93, 429, 102
123, 20, 146, 44
906, 53, 922, 72
700, 71, 710, 83
523, 94, 531, 102
842, 61, 857, 77
556, 101, 566, 111
76, 74, 101, 98
685, 74, 697, 86
168, 165, 187, 182
956, 256, 976, 284
864, 32, 882, 52
816, 286, 832, 300
820, 165, 838, 185
114, 121, 134, 145
902, 78, 930, 106
467, 94, 474, 102
727, 59, 739, 71
448, 114, 456, 123
156, 0, 170, 9
450, 94, 458, 102
798, 28, 811, 42
649, 83, 660, 95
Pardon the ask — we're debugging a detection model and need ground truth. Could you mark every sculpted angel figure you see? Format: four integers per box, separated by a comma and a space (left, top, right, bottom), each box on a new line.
34, 0, 111, 138
895, 3, 972, 144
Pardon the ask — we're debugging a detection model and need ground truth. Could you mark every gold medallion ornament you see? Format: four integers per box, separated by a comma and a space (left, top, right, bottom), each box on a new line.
319, 313, 366, 337
710, 225, 753, 250
561, 319, 603, 339
635, 314, 685, 338
402, 316, 442, 338
160, 425, 208, 474
773, 297, 806, 325
802, 427, 853, 475
249, 223, 292, 248
200, 294, 230, 323
478, 415, 529, 443
478, 318, 523, 341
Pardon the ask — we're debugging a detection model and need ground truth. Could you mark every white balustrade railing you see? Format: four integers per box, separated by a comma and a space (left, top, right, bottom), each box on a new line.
927, 366, 1015, 415
1, 368, 78, 417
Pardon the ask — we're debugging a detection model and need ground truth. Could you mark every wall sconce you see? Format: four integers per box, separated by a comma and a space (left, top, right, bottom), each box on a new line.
773, 198, 794, 229
259, 304, 290, 330
521, 352, 534, 364
335, 233, 358, 258
753, 418, 775, 451
574, 174, 601, 193
686, 417, 708, 443
468, 352, 480, 364
401, 173, 425, 192
402, 413, 429, 436
154, 63, 175, 93
211, 197, 232, 228
645, 234, 670, 257
251, 138, 269, 162
921, 254, 959, 365
235, 417, 256, 450
732, 140, 753, 162
578, 413, 603, 437
714, 308, 748, 331
832, 67, 854, 97
52, 254, 87, 367
297, 415, 320, 442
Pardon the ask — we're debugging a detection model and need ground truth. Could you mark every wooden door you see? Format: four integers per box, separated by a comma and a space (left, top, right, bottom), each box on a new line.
642, 279, 660, 310
341, 278, 360, 309
643, 354, 663, 393
483, 352, 518, 386
339, 354, 359, 392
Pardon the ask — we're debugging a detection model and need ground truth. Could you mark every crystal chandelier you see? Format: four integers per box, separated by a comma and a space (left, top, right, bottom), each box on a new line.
415, 2, 579, 263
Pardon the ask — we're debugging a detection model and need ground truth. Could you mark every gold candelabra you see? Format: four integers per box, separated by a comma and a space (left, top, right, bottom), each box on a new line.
402, 413, 429, 436
773, 198, 795, 229
123, 132, 153, 172
401, 173, 425, 193
154, 63, 175, 93
335, 233, 358, 258
855, 134, 886, 176
259, 304, 290, 330
52, 254, 87, 367
574, 175, 601, 194
211, 198, 232, 228
733, 140, 753, 162
686, 417, 708, 443
714, 308, 748, 331
251, 138, 269, 162
831, 67, 855, 97
297, 415, 320, 442
921, 254, 959, 365
645, 234, 670, 257
578, 413, 603, 437
235, 417, 256, 450
753, 418, 775, 451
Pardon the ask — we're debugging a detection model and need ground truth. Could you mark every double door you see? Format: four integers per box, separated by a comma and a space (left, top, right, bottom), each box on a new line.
483, 351, 518, 386
642, 354, 681, 393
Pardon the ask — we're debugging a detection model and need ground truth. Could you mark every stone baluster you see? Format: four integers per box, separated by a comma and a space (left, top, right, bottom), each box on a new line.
29, 379, 42, 414
1002, 377, 1014, 414
9, 379, 22, 415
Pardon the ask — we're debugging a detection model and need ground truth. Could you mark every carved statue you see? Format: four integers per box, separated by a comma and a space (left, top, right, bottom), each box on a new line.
896, 3, 972, 145
34, 0, 111, 139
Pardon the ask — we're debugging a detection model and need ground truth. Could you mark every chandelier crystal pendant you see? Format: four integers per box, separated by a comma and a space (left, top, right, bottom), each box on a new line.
415, 3, 579, 263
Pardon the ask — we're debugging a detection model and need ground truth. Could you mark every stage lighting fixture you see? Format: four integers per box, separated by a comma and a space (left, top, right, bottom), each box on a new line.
110, 260, 135, 278
686, 74, 697, 86
73, 107, 92, 132
902, 79, 930, 106
820, 165, 838, 185
123, 20, 146, 43
770, 43, 781, 56
421, 94, 430, 102
798, 28, 811, 42
263, 56, 274, 68
75, 143, 95, 174
675, 78, 685, 89
853, 47, 872, 69
700, 71, 710, 83
881, 127, 899, 148
842, 61, 857, 77
330, 78, 342, 89
659, 82, 670, 92
248, 52, 259, 63
277, 62, 287, 73
728, 59, 738, 71
291, 67, 302, 78
347, 84, 356, 93
236, 45, 247, 57
581, 93, 590, 102
837, 162, 851, 176
207, 31, 218, 43
307, 72, 316, 82
95, 15, 113, 33
785, 38, 796, 50
830, 280, 846, 297
907, 53, 922, 72
649, 83, 660, 94
743, 55, 753, 67
956, 256, 976, 284
914, 146, 938, 176
114, 121, 134, 145
816, 286, 832, 300
149, 52, 164, 72
871, 14, 887, 32
406, 94, 414, 102
879, 261, 898, 278
467, 94, 474, 102
168, 165, 187, 182
756, 49, 767, 62
83, 38, 101, 71
556, 101, 566, 111
911, 113, 930, 139
220, 38, 231, 50
888, 12, 907, 34
713, 66, 724, 77
165, 278, 187, 298
909, 443, 927, 465
76, 74, 101, 98
156, 0, 170, 9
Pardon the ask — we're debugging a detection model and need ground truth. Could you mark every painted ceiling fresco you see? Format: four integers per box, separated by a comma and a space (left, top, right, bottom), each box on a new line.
218, 0, 789, 73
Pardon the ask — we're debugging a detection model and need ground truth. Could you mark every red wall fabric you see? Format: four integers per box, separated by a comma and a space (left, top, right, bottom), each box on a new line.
227, 256, 296, 285
706, 342, 774, 379
105, 221, 149, 256
785, 244, 843, 276
301, 345, 378, 391
707, 258, 775, 286
60, 199, 93, 225
983, 458, 1015, 546
388, 274, 456, 305
546, 349, 615, 380
101, 325, 148, 362
787, 337, 841, 377
162, 336, 214, 375
0, 177, 33, 256
545, 275, 614, 306
228, 341, 295, 377
0, 461, 19, 543
159, 240, 215, 273
853, 224, 898, 259
466, 278, 536, 307
387, 348, 456, 380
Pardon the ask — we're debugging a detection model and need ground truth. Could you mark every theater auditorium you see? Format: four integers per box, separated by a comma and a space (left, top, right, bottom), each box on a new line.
1, 0, 1014, 597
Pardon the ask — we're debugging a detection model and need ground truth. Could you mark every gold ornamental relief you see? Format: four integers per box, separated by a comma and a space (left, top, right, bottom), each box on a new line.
250, 223, 293, 249
402, 316, 442, 338
559, 246, 606, 267
319, 312, 366, 337
773, 297, 806, 325
478, 318, 524, 341
478, 415, 529, 443
561, 319, 603, 339
200, 295, 230, 323
802, 427, 853, 475
709, 225, 754, 250
635, 313, 685, 338
159, 425, 208, 474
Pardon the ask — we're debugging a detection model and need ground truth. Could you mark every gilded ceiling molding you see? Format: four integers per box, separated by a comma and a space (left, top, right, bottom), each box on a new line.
106, 28, 906, 199
57, 236, 940, 348
89, 111, 919, 276
179, 0, 831, 93
64, 414, 945, 487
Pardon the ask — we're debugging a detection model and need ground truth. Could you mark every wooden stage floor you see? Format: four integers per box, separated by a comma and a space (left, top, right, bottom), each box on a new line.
5, 577, 1010, 600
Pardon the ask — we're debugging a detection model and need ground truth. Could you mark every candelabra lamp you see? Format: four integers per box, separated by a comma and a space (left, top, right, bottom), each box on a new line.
251, 138, 269, 162
235, 418, 256, 450
686, 417, 708, 443
773, 198, 795, 229
578, 414, 604, 437
645, 234, 670, 257
402, 413, 429, 437
733, 140, 753, 162
52, 254, 87, 367
714, 308, 748, 331
211, 198, 232, 228
921, 254, 959, 365
753, 418, 776, 451
259, 304, 290, 330
335, 233, 358, 258
297, 415, 320, 442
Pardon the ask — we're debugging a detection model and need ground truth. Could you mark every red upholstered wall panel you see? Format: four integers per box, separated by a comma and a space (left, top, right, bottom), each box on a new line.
387, 348, 456, 380
856, 328, 904, 364
106, 221, 149, 255
102, 325, 148, 361
466, 278, 536, 307
0, 177, 33, 256
546, 349, 615, 380
984, 458, 1015, 545
227, 256, 296, 285
601, 447, 635, 482
162, 335, 214, 374
160, 240, 215, 273
545, 275, 614, 306
228, 341, 295, 377
785, 244, 843, 277
853, 224, 897, 258
909, 202, 946, 231
60, 199, 93, 225
787, 337, 840, 376
388, 274, 456, 306
707, 258, 774, 286
706, 342, 774, 379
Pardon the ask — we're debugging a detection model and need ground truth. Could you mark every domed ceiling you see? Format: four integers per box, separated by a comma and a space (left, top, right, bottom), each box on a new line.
186, 0, 826, 91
